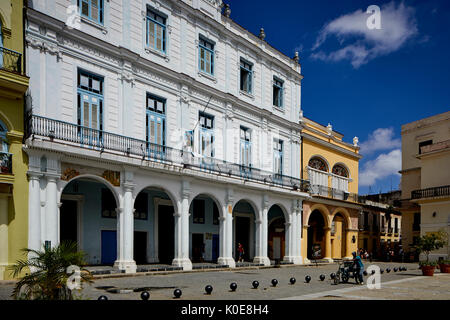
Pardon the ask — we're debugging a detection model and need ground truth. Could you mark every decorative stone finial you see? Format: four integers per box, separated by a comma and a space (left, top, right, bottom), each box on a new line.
293, 51, 299, 63
353, 136, 359, 147
224, 4, 231, 17
327, 123, 333, 135
259, 28, 266, 41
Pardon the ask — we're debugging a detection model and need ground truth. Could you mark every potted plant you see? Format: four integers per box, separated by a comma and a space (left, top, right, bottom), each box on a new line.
414, 230, 448, 276
438, 260, 450, 273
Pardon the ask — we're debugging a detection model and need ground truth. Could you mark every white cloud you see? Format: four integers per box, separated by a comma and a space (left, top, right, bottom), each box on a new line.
311, 2, 418, 68
359, 149, 401, 187
359, 127, 401, 155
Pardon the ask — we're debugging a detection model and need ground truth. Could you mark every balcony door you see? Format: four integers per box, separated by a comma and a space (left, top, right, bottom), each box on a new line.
199, 112, 214, 168
146, 94, 166, 159
77, 70, 103, 146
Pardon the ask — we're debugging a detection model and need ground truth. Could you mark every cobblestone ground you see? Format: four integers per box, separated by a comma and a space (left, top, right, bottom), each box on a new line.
1, 262, 449, 300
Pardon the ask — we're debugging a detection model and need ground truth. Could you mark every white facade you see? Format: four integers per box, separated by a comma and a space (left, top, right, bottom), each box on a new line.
24, 0, 308, 272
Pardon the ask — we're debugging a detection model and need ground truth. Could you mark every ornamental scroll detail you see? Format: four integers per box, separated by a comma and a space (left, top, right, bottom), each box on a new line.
61, 168, 80, 181
102, 170, 120, 187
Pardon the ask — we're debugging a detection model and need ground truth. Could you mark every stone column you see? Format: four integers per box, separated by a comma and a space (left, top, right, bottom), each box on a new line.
345, 229, 354, 259
28, 172, 42, 253
172, 181, 192, 270
296, 204, 303, 263
0, 194, 9, 279
45, 174, 59, 248
323, 227, 333, 262
217, 202, 235, 267
302, 225, 310, 264
253, 197, 270, 266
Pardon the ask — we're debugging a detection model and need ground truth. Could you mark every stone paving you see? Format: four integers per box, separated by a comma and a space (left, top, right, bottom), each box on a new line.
0, 262, 448, 300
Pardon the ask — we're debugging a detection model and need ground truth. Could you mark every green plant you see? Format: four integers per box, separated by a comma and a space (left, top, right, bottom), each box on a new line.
419, 261, 437, 267
9, 241, 93, 300
439, 259, 450, 264
414, 230, 448, 263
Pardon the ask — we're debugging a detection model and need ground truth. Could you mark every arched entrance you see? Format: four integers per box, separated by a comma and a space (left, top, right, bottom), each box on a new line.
307, 209, 326, 260
331, 213, 346, 259
189, 194, 221, 263
268, 205, 286, 262
232, 200, 256, 262
60, 177, 119, 265
133, 186, 177, 265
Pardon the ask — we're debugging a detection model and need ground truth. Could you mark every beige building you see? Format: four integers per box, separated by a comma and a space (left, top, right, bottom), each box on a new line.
400, 111, 450, 261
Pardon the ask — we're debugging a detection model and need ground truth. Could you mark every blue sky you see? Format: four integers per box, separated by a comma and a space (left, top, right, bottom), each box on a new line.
229, 0, 450, 194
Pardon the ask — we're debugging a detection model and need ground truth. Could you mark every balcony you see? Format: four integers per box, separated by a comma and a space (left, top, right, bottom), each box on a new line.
26, 115, 310, 192
0, 47, 22, 74
0, 152, 12, 174
420, 139, 450, 155
411, 185, 450, 200
309, 185, 359, 202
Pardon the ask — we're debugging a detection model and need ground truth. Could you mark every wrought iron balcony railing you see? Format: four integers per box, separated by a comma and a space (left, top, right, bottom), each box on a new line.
411, 185, 450, 200
0, 47, 22, 74
0, 152, 12, 174
26, 115, 310, 192
309, 185, 360, 202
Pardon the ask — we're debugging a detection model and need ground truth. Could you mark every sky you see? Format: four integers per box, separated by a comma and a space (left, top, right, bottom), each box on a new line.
228, 0, 450, 195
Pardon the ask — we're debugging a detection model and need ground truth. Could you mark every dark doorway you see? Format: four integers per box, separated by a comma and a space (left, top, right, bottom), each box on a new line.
60, 200, 78, 245
307, 210, 325, 260
192, 233, 204, 262
134, 231, 147, 264
235, 216, 250, 261
158, 205, 174, 264
212, 234, 219, 262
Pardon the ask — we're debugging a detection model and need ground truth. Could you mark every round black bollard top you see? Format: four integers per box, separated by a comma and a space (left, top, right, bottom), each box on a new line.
252, 280, 259, 289
205, 285, 213, 295
305, 275, 311, 283
386, 268, 391, 273
363, 271, 368, 276
404, 267, 407, 271
290, 277, 296, 285
319, 274, 325, 281
330, 273, 336, 279
271, 279, 278, 287
98, 295, 108, 300
380, 269, 384, 274
174, 289, 182, 298
371, 270, 376, 275
230, 282, 237, 291
140, 291, 150, 301
394, 267, 398, 272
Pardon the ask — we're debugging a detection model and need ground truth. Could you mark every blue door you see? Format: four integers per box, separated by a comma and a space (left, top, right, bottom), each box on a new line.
212, 234, 219, 262
101, 230, 117, 265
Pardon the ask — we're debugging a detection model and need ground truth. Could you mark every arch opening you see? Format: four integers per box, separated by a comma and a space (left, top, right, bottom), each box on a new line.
268, 204, 286, 262
232, 200, 256, 262
307, 209, 326, 260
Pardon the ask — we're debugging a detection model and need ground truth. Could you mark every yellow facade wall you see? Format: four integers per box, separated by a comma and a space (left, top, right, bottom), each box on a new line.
0, 0, 29, 280
302, 139, 360, 194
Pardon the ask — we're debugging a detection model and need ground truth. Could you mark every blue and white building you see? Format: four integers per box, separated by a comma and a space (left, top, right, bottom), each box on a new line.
24, 0, 309, 273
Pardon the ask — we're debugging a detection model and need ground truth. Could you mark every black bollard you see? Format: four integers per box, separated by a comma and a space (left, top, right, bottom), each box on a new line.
394, 267, 398, 272
319, 274, 325, 281
371, 270, 376, 275
363, 271, 368, 276
252, 280, 259, 289
98, 295, 108, 300
290, 277, 296, 285
173, 289, 182, 298
230, 282, 237, 291
205, 285, 213, 295
271, 279, 278, 287
380, 269, 384, 274
140, 291, 150, 301
386, 268, 391, 273
305, 275, 311, 283
330, 273, 336, 279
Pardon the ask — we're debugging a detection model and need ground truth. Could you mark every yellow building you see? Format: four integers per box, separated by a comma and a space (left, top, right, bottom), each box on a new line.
0, 0, 29, 280
300, 118, 361, 262
400, 111, 450, 261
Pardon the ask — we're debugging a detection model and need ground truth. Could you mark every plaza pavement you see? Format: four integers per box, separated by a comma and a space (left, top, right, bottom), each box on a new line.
0, 262, 449, 300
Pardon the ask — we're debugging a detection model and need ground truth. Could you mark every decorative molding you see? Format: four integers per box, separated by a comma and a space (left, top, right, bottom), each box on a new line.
61, 168, 80, 181
102, 170, 120, 186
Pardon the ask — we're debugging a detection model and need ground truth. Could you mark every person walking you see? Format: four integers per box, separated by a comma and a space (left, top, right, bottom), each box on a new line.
352, 251, 364, 285
238, 243, 245, 263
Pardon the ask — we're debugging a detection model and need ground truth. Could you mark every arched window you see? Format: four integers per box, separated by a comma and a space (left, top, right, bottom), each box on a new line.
332, 164, 349, 178
308, 157, 328, 172
0, 119, 11, 174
